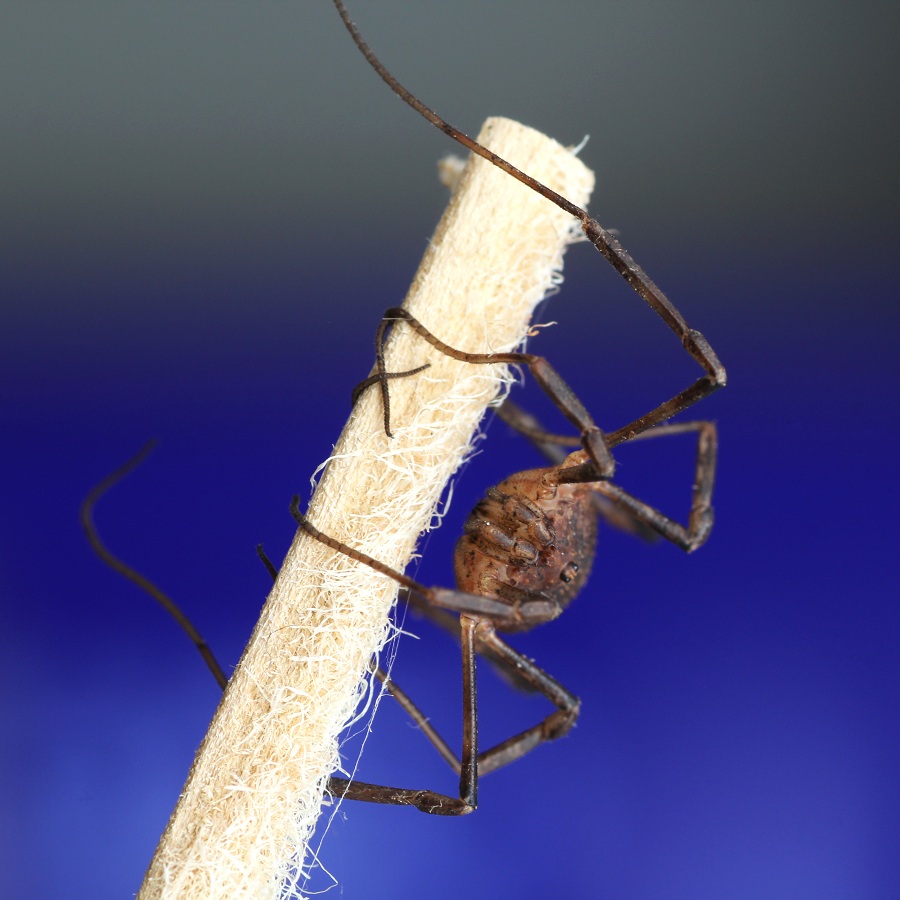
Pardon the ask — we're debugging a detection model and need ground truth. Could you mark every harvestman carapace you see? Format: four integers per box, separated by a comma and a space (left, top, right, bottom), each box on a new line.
83, 0, 725, 817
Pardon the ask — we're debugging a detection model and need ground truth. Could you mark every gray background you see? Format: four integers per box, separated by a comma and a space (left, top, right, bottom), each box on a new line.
5, 1, 897, 298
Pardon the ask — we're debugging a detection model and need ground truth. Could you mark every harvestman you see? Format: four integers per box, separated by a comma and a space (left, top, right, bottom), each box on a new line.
83, 0, 726, 817
295, 1, 726, 814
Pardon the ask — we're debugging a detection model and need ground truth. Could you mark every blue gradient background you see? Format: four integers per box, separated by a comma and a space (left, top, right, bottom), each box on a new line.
2, 2, 898, 897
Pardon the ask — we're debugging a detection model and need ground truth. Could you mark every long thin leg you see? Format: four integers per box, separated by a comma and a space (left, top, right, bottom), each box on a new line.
591, 420, 718, 551
473, 622, 580, 776
82, 442, 229, 690
371, 665, 460, 773
351, 313, 431, 437
355, 307, 615, 478
458, 615, 479, 809
325, 614, 480, 816
496, 399, 580, 450
326, 776, 468, 815
332, 0, 726, 438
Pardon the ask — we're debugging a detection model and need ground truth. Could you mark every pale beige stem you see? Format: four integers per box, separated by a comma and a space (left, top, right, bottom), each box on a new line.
137, 117, 594, 899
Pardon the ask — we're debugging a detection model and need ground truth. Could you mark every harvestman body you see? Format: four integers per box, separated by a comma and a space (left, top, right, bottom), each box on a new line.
83, 0, 726, 817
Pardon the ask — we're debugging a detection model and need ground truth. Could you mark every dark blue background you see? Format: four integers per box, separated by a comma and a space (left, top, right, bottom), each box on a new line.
2, 2, 898, 897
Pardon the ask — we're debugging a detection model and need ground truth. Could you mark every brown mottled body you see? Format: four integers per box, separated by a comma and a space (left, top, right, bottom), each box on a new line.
456, 460, 597, 632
